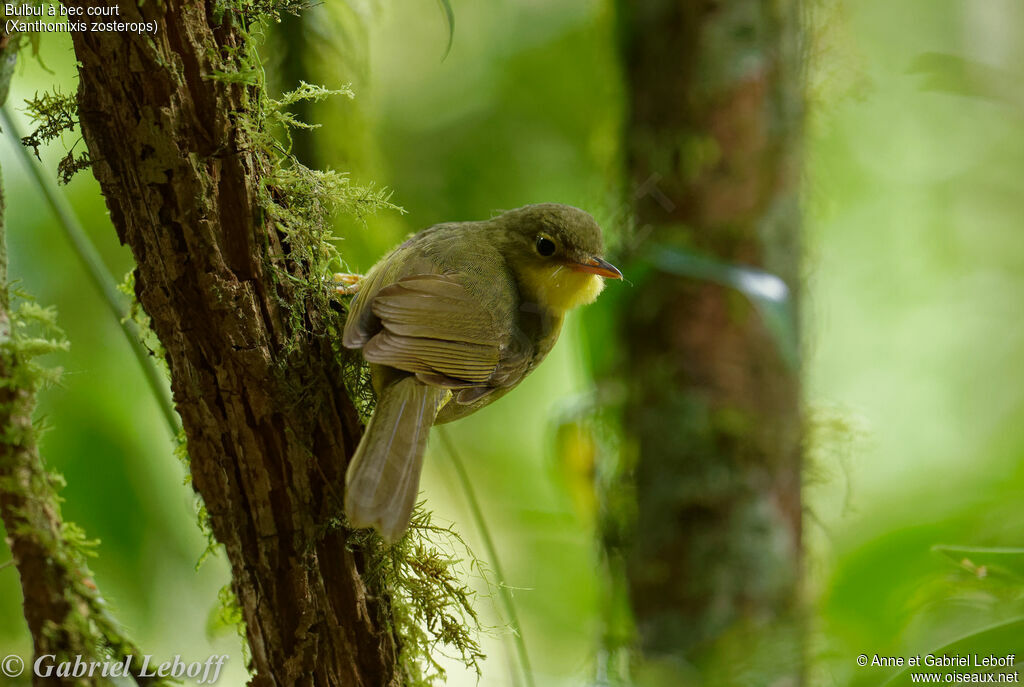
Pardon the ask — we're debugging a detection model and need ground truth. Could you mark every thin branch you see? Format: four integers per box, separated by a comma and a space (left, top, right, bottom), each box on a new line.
437, 427, 536, 687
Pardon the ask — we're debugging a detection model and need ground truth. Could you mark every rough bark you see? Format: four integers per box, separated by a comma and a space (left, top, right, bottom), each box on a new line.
63, 2, 398, 685
612, 0, 804, 682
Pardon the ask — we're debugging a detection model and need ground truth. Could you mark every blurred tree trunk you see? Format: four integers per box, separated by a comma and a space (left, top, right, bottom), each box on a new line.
611, 0, 803, 683
62, 2, 399, 685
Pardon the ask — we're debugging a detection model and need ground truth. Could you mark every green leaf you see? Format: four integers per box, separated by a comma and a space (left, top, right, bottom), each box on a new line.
932, 545, 1024, 581
646, 245, 799, 369
909, 52, 1024, 113
882, 618, 1024, 686
436, 0, 455, 60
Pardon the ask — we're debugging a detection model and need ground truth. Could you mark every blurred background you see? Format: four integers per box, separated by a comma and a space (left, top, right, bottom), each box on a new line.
1, 0, 1023, 685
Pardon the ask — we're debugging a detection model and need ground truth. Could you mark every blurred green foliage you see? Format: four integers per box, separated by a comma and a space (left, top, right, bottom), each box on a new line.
1, 0, 1022, 685
805, 0, 1024, 684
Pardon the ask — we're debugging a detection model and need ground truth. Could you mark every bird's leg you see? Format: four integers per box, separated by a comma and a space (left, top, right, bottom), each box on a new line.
333, 272, 364, 295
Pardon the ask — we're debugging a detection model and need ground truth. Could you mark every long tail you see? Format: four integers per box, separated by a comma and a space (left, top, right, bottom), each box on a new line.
344, 376, 447, 542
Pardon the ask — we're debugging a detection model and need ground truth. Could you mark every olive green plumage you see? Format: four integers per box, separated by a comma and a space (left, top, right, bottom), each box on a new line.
343, 203, 620, 541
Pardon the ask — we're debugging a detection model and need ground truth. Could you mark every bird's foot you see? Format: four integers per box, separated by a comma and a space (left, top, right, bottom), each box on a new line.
333, 272, 363, 295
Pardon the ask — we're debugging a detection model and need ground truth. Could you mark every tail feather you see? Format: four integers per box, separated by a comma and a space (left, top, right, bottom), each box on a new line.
344, 376, 447, 542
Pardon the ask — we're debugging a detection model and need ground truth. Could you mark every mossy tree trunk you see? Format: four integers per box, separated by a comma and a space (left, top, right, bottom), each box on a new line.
611, 0, 804, 683
63, 2, 399, 685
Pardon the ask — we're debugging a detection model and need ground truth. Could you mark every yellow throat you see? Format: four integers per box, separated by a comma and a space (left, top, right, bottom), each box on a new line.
521, 263, 606, 314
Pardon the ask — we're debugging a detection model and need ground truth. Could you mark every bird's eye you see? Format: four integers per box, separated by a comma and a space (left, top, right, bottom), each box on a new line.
535, 235, 556, 257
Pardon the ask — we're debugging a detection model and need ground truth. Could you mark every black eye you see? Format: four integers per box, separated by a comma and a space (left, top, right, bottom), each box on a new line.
535, 235, 556, 257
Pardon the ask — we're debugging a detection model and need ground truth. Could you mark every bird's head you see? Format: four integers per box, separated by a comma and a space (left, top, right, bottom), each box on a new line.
492, 203, 622, 314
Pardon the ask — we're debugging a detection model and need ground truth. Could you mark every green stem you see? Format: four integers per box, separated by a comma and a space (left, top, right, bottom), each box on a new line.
437, 427, 535, 687
0, 105, 179, 437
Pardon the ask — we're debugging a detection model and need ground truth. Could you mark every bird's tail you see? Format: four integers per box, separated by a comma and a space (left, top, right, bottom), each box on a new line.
344, 376, 448, 542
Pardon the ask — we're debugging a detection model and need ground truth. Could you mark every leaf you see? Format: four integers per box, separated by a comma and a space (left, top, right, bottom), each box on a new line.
882, 618, 1024, 686
932, 545, 1024, 581
909, 52, 1024, 114
646, 245, 799, 370
436, 0, 455, 60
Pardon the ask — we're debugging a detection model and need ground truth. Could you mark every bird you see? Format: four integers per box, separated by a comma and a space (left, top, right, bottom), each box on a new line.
341, 203, 621, 542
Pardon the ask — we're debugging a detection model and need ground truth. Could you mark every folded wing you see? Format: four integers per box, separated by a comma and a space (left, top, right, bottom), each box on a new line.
347, 273, 524, 392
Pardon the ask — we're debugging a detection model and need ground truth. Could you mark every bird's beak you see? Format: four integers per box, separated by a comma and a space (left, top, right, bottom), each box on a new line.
568, 256, 623, 280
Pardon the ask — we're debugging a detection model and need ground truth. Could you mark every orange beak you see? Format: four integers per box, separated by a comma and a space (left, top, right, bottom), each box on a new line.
568, 256, 623, 280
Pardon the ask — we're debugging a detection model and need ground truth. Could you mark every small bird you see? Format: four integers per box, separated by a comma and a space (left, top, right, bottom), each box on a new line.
342, 203, 621, 541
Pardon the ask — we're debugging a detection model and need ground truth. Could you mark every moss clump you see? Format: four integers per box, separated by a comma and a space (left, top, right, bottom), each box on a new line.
209, 16, 402, 342
116, 271, 167, 368
0, 295, 69, 392
207, 583, 251, 671
349, 508, 488, 686
19, 89, 91, 184
217, 0, 315, 25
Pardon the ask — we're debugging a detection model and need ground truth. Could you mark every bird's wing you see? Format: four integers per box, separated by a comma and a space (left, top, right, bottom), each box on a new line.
357, 273, 519, 386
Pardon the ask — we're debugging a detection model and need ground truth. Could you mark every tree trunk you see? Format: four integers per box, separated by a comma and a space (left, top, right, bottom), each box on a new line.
64, 2, 398, 685
612, 0, 804, 682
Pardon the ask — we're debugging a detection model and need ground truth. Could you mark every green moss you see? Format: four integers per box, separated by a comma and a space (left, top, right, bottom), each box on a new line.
348, 509, 488, 686
210, 13, 403, 347
117, 271, 167, 369
205, 12, 488, 682
19, 89, 91, 184
207, 583, 251, 668
219, 0, 315, 25
0, 293, 69, 395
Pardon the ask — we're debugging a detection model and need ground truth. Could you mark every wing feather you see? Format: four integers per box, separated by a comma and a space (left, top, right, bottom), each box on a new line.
358, 275, 504, 383
370, 276, 497, 345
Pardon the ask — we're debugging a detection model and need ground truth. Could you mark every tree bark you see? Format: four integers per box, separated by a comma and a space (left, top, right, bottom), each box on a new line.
612, 0, 804, 682
64, 2, 398, 685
